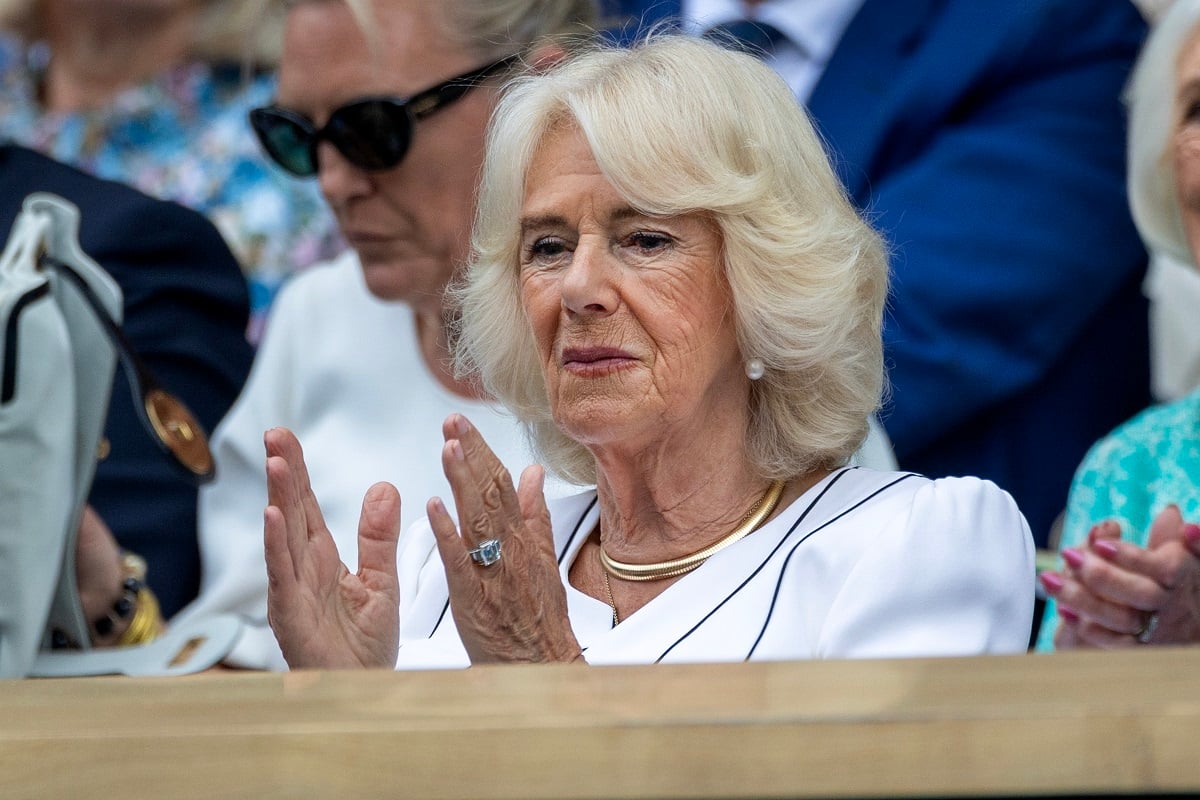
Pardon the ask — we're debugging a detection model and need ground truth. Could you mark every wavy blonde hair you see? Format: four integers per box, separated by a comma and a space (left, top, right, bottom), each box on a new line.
456, 35, 889, 485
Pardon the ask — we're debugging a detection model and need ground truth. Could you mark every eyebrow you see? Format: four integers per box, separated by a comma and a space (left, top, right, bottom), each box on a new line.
519, 214, 567, 237
1178, 75, 1200, 101
518, 206, 653, 236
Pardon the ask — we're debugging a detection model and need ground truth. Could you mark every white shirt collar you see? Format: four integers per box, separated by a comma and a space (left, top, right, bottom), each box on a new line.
683, 0, 866, 64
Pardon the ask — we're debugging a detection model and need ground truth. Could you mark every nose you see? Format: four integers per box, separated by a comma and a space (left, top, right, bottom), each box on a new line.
560, 235, 619, 317
316, 140, 372, 207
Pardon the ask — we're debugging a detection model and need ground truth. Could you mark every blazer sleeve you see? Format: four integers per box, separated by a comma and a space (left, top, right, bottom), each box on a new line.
858, 0, 1148, 457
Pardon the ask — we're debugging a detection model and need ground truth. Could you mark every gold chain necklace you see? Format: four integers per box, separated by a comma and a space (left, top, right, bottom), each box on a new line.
601, 567, 620, 626
599, 479, 785, 582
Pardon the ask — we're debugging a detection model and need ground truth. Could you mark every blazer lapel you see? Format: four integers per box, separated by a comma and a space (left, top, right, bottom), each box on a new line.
807, 0, 941, 199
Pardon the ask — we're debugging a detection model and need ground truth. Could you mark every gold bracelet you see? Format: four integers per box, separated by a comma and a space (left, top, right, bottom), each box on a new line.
117, 587, 162, 646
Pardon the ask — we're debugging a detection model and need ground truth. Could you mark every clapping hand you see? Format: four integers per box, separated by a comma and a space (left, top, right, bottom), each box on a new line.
263, 427, 401, 669
1042, 505, 1200, 648
427, 414, 584, 664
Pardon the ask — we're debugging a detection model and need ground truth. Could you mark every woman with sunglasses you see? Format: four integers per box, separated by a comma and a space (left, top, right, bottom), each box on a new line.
166, 0, 599, 670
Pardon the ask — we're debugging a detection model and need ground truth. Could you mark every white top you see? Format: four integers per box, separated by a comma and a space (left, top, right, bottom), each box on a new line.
175, 252, 576, 669
390, 467, 1035, 669
684, 0, 867, 100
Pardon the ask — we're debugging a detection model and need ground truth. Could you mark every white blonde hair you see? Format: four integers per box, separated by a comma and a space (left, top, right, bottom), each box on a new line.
456, 35, 889, 484
1127, 0, 1200, 266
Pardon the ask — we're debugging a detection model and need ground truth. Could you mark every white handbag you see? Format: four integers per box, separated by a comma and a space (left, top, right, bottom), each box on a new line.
0, 193, 240, 678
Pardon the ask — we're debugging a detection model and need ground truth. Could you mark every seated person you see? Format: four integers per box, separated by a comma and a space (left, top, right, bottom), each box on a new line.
263, 35, 1035, 670
0, 143, 252, 657
169, 0, 602, 671
177, 0, 895, 672
1038, 0, 1200, 650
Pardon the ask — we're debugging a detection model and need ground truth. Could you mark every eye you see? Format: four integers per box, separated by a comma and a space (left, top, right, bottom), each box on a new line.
625, 231, 672, 253
523, 235, 571, 266
1185, 99, 1200, 124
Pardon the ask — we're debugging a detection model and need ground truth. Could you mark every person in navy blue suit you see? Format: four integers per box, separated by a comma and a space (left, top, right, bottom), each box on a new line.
601, 0, 1151, 548
0, 144, 253, 619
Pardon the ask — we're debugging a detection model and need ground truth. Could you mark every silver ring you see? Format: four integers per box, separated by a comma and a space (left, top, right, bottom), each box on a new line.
1135, 611, 1160, 644
468, 538, 503, 567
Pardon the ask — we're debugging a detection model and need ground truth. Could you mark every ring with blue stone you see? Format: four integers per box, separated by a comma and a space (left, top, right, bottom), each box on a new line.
468, 538, 503, 567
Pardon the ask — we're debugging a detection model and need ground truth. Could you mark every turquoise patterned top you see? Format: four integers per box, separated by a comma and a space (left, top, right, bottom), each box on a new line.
0, 35, 344, 339
1036, 386, 1200, 650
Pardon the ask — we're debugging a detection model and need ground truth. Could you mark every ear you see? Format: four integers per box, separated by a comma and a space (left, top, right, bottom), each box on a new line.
527, 43, 568, 73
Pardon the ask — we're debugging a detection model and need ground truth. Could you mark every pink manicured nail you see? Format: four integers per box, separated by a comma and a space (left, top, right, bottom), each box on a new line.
451, 441, 464, 461
1062, 548, 1084, 569
1039, 572, 1064, 594
1093, 539, 1119, 559
1185, 523, 1200, 542
1058, 604, 1080, 624
454, 415, 470, 435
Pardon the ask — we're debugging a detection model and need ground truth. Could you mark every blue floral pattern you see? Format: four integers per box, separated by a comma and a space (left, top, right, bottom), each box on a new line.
0, 34, 344, 339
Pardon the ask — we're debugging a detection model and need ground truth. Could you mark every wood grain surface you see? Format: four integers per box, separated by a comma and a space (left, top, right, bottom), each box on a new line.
2, 648, 1199, 798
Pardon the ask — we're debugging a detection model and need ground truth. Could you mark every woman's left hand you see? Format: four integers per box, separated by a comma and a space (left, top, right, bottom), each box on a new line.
427, 414, 584, 664
1044, 506, 1200, 647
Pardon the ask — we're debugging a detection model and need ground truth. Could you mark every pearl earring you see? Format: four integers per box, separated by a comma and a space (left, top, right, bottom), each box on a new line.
745, 357, 765, 380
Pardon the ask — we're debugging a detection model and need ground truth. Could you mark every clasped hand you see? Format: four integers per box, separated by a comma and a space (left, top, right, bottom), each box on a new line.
263, 414, 583, 669
1042, 505, 1200, 648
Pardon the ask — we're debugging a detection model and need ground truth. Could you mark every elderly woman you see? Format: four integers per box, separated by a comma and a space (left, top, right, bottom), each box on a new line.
1038, 0, 1200, 650
265, 36, 1034, 669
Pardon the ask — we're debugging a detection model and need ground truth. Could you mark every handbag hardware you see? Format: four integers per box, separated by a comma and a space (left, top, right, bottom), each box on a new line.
39, 253, 215, 485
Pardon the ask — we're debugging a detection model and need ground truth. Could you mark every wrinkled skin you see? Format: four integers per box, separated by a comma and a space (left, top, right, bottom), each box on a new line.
263, 417, 584, 668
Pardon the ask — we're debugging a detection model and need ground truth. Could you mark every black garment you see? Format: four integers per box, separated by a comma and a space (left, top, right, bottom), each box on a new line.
0, 144, 253, 616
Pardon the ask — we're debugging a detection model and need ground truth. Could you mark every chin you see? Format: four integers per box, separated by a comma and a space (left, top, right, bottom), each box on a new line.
554, 406, 652, 449
360, 274, 409, 302
355, 260, 414, 303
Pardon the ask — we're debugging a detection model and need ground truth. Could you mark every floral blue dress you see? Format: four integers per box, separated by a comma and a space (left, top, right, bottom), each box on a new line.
0, 35, 344, 339
1036, 386, 1200, 650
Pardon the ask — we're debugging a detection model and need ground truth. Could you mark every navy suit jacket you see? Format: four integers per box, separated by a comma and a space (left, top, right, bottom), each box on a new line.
603, 0, 1150, 545
0, 145, 253, 616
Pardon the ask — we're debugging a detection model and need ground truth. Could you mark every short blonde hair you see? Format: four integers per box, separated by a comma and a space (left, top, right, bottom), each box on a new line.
1126, 0, 1200, 266
457, 35, 889, 484
0, 0, 286, 65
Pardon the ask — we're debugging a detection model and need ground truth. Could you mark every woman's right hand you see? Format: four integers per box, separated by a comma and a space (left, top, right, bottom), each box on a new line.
263, 427, 402, 669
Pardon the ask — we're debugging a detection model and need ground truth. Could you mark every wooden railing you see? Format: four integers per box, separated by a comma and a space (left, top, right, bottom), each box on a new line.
3, 648, 1200, 798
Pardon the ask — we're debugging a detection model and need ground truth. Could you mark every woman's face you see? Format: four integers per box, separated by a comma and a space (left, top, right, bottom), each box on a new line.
276, 0, 493, 309
1174, 26, 1200, 265
518, 125, 747, 454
